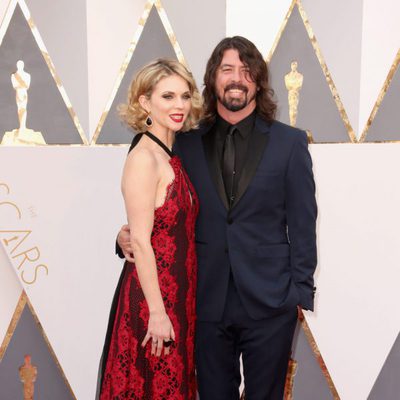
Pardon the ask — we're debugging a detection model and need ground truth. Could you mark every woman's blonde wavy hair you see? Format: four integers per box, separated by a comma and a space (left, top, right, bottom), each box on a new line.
119, 58, 203, 132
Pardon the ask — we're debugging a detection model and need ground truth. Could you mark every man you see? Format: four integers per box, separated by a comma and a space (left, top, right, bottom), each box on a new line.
117, 36, 317, 399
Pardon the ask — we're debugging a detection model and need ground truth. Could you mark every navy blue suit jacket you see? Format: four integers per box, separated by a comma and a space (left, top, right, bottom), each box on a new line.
175, 115, 317, 322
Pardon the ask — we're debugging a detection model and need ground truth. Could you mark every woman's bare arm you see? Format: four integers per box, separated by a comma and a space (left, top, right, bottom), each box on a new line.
122, 149, 175, 356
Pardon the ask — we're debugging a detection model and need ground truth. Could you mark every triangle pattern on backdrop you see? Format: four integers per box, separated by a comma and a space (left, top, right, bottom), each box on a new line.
93, 1, 185, 144
368, 331, 400, 399
240, 315, 339, 400
0, 292, 76, 399
291, 316, 339, 399
0, 292, 25, 362
0, 237, 23, 356
360, 49, 400, 142
0, 0, 86, 145
267, 0, 355, 143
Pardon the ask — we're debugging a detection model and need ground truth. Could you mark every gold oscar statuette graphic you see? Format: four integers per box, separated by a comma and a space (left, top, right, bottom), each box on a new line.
285, 61, 304, 127
1, 60, 46, 146
284, 357, 298, 400
19, 354, 38, 400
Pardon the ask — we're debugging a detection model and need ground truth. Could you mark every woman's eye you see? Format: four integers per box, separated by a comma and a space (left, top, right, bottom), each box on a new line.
183, 94, 191, 100
162, 95, 173, 99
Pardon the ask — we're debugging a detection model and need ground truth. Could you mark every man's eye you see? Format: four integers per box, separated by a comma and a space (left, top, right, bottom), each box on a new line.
221, 68, 232, 73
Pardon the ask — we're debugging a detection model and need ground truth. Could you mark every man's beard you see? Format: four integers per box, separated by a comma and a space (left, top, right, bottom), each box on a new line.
217, 83, 255, 112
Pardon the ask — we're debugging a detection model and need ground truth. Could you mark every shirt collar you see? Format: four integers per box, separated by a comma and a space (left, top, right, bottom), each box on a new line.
216, 110, 256, 138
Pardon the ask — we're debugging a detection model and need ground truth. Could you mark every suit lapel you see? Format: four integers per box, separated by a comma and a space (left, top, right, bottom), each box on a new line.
201, 125, 230, 210
232, 116, 271, 208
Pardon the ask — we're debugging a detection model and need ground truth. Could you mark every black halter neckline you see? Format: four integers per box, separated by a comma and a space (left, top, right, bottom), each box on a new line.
144, 131, 174, 158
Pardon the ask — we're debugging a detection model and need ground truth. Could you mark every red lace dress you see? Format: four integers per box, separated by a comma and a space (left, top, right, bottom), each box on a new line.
99, 155, 198, 400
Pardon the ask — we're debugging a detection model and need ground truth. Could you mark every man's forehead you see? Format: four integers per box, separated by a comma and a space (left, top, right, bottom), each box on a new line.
219, 50, 248, 67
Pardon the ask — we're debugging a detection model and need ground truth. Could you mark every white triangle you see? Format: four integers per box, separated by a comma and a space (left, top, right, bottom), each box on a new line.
0, 243, 23, 353
87, 0, 149, 138
0, 147, 128, 399
0, 0, 10, 27
226, 0, 293, 58
306, 144, 400, 400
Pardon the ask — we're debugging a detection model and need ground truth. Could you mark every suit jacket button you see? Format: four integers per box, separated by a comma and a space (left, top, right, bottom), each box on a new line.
227, 217, 233, 224
224, 247, 228, 253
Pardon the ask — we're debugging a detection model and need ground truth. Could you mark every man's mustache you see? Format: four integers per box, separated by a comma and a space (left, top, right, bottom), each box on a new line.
224, 84, 248, 93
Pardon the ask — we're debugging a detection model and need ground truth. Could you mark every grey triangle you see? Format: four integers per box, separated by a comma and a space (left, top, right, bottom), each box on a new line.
96, 6, 178, 144
291, 322, 335, 399
0, 304, 74, 399
0, 4, 83, 144
268, 5, 350, 143
368, 331, 400, 399
364, 62, 400, 141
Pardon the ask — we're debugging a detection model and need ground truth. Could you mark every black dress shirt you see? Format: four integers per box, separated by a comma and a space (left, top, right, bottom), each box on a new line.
215, 110, 256, 205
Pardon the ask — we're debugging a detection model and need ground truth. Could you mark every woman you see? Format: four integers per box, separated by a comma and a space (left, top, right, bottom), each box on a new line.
99, 59, 202, 399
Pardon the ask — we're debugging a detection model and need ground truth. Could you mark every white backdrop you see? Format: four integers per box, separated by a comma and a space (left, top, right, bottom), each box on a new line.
1, 144, 400, 399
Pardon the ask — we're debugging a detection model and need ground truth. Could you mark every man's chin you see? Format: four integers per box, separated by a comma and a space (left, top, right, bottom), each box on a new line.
222, 99, 247, 112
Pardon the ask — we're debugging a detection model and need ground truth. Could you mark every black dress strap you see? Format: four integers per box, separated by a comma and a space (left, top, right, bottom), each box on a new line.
144, 131, 174, 158
128, 133, 143, 154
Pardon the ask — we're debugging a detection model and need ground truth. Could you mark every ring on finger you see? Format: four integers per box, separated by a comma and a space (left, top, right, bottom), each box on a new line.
163, 339, 173, 348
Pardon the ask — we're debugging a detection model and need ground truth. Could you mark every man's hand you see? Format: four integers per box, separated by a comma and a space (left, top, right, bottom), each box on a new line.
117, 224, 135, 262
297, 305, 304, 321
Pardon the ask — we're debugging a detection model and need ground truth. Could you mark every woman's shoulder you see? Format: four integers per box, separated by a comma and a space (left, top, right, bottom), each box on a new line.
124, 146, 159, 174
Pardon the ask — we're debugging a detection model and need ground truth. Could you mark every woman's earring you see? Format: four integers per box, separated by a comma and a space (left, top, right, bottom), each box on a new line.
145, 115, 153, 127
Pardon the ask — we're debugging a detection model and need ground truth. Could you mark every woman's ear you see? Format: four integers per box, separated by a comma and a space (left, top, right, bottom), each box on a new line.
138, 95, 150, 113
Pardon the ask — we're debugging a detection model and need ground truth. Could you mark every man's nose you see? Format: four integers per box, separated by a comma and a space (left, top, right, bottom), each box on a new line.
231, 68, 241, 82
231, 67, 244, 82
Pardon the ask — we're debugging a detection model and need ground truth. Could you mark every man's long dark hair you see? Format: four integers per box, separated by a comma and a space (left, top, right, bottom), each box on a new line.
203, 36, 277, 123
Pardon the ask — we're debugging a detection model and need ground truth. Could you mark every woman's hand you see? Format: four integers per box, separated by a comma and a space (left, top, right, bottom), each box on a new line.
141, 310, 175, 356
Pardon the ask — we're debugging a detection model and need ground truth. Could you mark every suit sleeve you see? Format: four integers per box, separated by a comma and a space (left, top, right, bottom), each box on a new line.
173, 135, 183, 158
286, 131, 317, 310
115, 237, 125, 259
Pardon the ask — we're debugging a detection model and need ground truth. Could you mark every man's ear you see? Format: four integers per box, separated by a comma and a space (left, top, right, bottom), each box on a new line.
138, 95, 150, 112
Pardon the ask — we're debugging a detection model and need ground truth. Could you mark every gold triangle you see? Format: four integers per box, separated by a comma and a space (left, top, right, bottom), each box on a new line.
25, 294, 77, 399
299, 310, 340, 399
359, 48, 400, 143
237, 310, 340, 399
267, 0, 356, 144
0, 290, 26, 361
266, 0, 297, 64
0, 290, 78, 399
0, 0, 88, 145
